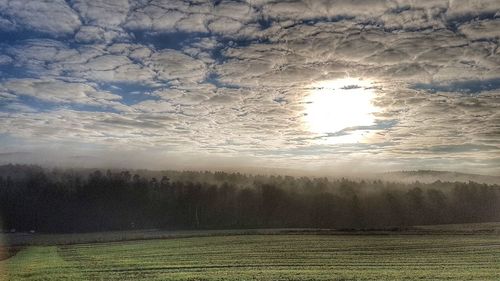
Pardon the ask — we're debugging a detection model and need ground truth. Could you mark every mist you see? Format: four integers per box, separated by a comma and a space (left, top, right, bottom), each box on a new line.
1, 164, 499, 234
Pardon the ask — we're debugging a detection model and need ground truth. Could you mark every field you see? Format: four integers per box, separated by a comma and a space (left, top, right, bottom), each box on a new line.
1, 233, 500, 281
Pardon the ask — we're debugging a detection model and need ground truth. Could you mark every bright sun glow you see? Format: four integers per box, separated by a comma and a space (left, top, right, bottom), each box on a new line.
304, 78, 378, 143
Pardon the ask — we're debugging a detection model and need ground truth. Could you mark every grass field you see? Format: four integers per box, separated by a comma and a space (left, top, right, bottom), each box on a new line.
1, 234, 499, 281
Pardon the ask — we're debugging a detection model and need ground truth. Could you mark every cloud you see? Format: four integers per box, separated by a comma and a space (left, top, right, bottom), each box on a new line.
446, 0, 499, 19
72, 0, 130, 27
133, 100, 176, 113
0, 0, 499, 174
262, 0, 390, 21
124, 0, 255, 34
124, 2, 198, 33
75, 26, 129, 44
6, 39, 78, 69
0, 0, 81, 35
0, 16, 16, 31
70, 0, 132, 43
208, 17, 244, 35
1, 102, 37, 112
3, 40, 159, 84
148, 49, 208, 83
0, 54, 12, 65
71, 53, 156, 84
459, 18, 500, 40
0, 78, 125, 109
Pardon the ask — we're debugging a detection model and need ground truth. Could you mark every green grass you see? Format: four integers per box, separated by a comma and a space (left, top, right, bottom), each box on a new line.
2, 235, 500, 280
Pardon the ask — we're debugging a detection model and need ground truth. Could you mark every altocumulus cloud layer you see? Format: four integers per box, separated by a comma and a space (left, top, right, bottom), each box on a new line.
0, 0, 499, 174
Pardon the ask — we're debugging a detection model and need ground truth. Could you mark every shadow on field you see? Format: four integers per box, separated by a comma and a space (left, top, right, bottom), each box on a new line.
0, 246, 23, 261
2, 222, 500, 247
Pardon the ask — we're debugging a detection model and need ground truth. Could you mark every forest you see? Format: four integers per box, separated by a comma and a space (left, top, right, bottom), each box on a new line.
0, 164, 499, 233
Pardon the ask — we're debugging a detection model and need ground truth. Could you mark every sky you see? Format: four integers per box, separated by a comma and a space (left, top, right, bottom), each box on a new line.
0, 0, 499, 175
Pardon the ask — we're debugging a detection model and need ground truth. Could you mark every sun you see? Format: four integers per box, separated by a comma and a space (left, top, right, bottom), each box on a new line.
304, 78, 377, 141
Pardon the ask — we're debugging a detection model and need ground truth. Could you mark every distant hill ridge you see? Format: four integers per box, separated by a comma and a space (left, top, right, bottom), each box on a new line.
0, 164, 498, 185
380, 170, 500, 185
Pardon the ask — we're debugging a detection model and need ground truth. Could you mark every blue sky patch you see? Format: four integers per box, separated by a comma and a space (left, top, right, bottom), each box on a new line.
99, 83, 161, 106
413, 78, 500, 94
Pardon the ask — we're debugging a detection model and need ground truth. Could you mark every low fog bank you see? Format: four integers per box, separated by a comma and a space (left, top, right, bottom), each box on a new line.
375, 170, 500, 186
1, 161, 498, 188
2, 147, 498, 181
1, 164, 499, 233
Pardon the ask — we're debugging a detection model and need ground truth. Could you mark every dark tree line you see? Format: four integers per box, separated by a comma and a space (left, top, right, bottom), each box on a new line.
0, 164, 499, 233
